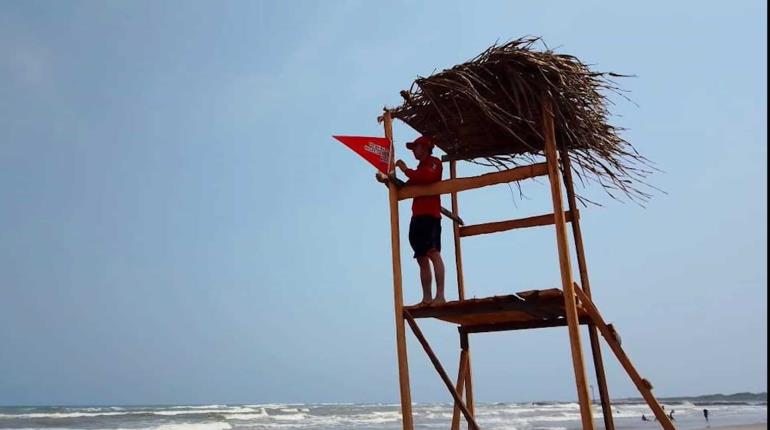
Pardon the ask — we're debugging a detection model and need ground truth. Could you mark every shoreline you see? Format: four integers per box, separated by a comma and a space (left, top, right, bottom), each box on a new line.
701, 425, 767, 430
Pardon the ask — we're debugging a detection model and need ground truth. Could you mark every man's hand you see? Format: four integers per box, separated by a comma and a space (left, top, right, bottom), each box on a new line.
395, 159, 408, 173
375, 172, 388, 183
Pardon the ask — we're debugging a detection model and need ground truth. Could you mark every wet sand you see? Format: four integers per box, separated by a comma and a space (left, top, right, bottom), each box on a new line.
709, 425, 767, 430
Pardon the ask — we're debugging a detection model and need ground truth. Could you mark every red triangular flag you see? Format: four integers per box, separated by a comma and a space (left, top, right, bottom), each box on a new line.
333, 135, 392, 174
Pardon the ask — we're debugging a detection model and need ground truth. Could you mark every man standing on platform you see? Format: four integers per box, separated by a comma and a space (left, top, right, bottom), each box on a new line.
395, 135, 446, 306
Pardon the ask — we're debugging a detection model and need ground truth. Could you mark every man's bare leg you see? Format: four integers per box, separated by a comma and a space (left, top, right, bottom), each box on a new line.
417, 256, 433, 305
428, 250, 446, 304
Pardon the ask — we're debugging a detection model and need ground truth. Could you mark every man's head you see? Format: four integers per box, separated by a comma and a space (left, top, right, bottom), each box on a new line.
406, 135, 433, 161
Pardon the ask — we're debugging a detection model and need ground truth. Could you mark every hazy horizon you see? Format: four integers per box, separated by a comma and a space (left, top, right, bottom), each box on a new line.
0, 390, 766, 408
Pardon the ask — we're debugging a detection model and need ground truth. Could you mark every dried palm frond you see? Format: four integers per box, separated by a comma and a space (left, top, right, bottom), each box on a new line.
390, 37, 657, 204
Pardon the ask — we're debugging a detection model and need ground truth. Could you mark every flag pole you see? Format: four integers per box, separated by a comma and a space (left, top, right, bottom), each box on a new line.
387, 117, 396, 177
382, 109, 414, 430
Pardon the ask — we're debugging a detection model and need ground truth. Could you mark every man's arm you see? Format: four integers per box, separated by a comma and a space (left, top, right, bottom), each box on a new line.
398, 158, 441, 185
375, 171, 464, 225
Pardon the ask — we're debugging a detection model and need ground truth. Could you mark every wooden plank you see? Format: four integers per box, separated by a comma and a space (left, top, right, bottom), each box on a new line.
450, 161, 466, 299
404, 312, 481, 430
383, 111, 414, 430
450, 350, 468, 430
405, 295, 527, 318
542, 96, 594, 430
574, 286, 676, 430
462, 332, 475, 418
459, 211, 578, 237
560, 147, 615, 430
515, 288, 564, 300
521, 304, 566, 319
406, 291, 568, 320
376, 175, 464, 225
403, 289, 587, 326
397, 163, 548, 200
437, 310, 543, 326
461, 315, 591, 334
436, 304, 574, 326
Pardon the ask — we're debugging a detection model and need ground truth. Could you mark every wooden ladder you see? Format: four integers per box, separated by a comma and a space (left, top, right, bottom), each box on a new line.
575, 284, 676, 430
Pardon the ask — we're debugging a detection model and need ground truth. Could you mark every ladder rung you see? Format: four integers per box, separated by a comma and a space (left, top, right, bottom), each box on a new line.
398, 162, 548, 200
459, 210, 578, 237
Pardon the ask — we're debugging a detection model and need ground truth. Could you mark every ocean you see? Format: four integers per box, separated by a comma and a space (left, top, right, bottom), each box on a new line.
0, 400, 765, 430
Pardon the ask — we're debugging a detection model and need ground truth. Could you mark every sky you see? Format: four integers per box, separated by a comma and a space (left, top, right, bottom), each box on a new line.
0, 0, 766, 406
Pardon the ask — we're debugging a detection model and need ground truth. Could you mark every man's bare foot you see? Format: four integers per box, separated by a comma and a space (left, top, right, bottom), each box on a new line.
432, 296, 446, 305
417, 298, 433, 307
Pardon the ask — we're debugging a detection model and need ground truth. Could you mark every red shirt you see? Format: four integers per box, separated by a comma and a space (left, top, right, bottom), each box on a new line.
404, 156, 442, 218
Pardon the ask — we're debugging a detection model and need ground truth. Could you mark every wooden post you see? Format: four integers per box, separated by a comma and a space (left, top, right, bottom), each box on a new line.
450, 160, 466, 301
541, 96, 595, 430
450, 350, 468, 430
449, 160, 474, 430
450, 160, 476, 423
560, 147, 616, 430
574, 286, 676, 430
404, 312, 481, 430
383, 111, 414, 430
461, 332, 475, 417
459, 211, 577, 237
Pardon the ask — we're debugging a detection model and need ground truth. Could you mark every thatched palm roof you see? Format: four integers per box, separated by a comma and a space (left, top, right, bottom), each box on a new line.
390, 37, 655, 203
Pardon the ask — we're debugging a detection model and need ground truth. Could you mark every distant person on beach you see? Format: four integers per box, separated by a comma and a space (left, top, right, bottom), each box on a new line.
703, 408, 709, 422
669, 409, 675, 421
395, 135, 446, 306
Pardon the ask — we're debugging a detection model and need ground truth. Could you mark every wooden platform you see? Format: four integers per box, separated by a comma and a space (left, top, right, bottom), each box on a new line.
404, 288, 590, 334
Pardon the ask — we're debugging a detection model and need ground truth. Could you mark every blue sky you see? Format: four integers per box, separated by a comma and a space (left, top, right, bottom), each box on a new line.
0, 1, 766, 406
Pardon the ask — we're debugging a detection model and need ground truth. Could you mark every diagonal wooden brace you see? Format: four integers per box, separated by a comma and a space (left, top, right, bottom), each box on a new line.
403, 311, 481, 430
573, 284, 676, 430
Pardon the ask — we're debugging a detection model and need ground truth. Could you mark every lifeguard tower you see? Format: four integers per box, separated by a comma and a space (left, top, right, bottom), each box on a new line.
378, 39, 676, 430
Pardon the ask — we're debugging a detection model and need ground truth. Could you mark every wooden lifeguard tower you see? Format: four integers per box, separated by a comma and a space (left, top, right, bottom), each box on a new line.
378, 39, 676, 430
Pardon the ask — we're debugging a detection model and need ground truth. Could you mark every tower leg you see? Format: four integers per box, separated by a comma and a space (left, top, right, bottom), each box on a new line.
450, 333, 477, 430
462, 332, 476, 418
560, 147, 616, 430
450, 160, 476, 427
451, 349, 468, 430
587, 320, 615, 429
450, 160, 466, 301
542, 96, 595, 430
383, 111, 414, 430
